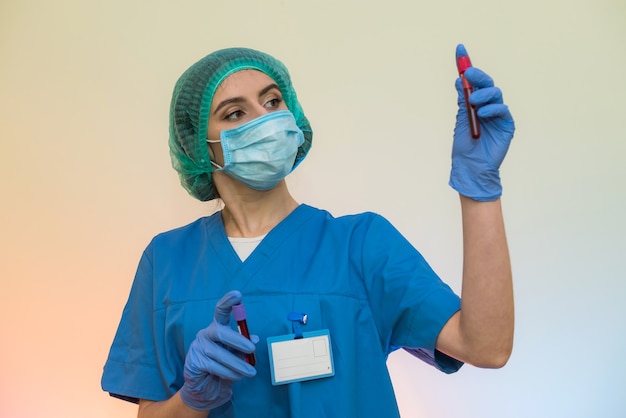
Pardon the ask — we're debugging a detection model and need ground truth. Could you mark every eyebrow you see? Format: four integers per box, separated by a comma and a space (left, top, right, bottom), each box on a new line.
212, 83, 281, 115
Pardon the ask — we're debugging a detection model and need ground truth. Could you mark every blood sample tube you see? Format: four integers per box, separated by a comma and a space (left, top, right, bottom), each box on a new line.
232, 302, 256, 366
456, 54, 481, 139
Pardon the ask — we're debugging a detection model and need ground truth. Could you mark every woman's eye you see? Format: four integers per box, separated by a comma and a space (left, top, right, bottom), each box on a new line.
265, 98, 283, 109
225, 110, 244, 121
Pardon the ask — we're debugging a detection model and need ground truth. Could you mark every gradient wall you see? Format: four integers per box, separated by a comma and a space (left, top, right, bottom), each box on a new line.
1, 0, 625, 417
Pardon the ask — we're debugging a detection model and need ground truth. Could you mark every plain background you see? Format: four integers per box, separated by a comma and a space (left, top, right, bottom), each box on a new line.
1, 0, 625, 417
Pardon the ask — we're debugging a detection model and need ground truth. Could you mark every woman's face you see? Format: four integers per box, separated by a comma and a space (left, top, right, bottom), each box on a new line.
207, 70, 288, 166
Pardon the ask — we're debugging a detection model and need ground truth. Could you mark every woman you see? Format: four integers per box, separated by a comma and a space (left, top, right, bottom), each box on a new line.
102, 45, 515, 418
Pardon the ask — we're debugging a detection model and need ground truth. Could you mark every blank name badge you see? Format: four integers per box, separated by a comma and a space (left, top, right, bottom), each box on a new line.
267, 329, 335, 385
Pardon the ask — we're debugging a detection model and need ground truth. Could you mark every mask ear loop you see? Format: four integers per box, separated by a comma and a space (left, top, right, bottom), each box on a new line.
206, 139, 224, 169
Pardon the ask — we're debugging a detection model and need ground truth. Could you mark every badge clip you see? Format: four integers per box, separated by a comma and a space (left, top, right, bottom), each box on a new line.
287, 312, 307, 339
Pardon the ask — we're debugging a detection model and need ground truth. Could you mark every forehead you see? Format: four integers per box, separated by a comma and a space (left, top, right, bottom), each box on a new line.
212, 70, 278, 100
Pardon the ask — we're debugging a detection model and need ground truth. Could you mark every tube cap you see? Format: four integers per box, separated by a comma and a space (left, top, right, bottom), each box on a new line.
456, 55, 472, 74
232, 303, 246, 321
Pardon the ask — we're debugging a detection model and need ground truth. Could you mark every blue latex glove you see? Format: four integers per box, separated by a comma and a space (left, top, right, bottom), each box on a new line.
179, 290, 258, 411
449, 44, 515, 201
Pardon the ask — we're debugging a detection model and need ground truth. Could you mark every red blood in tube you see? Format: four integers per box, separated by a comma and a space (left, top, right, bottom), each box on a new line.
457, 55, 481, 139
233, 303, 256, 366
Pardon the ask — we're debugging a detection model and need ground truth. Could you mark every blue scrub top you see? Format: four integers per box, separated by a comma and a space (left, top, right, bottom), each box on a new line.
101, 204, 462, 417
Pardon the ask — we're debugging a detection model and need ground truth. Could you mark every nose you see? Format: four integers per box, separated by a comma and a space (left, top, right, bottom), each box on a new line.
249, 103, 272, 119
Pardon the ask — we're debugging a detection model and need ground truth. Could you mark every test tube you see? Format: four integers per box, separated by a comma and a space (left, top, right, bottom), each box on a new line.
232, 302, 256, 366
456, 54, 481, 139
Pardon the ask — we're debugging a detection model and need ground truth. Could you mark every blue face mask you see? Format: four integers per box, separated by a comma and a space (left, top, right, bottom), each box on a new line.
207, 110, 305, 191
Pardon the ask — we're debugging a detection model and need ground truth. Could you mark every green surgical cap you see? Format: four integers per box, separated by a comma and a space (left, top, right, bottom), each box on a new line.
169, 47, 313, 201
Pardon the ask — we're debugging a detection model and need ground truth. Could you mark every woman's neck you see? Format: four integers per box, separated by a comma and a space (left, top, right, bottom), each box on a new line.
215, 175, 299, 238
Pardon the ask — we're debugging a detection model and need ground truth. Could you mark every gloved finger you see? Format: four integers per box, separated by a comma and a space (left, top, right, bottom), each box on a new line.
454, 77, 465, 104
206, 324, 256, 353
214, 290, 242, 325
464, 67, 494, 89
455, 43, 469, 60
235, 334, 260, 363
192, 334, 256, 376
469, 86, 503, 106
476, 103, 513, 120
191, 347, 257, 380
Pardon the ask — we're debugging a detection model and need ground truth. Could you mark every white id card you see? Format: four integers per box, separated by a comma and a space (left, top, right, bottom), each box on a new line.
267, 329, 335, 385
